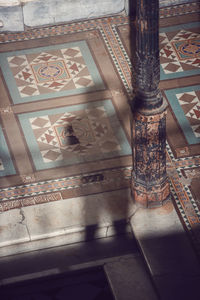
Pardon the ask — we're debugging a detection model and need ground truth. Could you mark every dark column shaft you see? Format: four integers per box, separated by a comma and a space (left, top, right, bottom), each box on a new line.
131, 0, 170, 207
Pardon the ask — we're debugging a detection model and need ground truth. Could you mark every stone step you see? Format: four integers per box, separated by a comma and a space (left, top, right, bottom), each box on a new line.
0, 234, 139, 286
130, 204, 200, 300
104, 255, 158, 300
0, 189, 136, 257
0, 234, 157, 300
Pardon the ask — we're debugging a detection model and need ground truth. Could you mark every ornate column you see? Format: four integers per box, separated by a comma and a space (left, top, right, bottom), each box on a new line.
131, 0, 170, 207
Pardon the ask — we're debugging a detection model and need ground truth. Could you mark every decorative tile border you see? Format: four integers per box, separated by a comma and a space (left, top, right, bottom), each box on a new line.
166, 141, 200, 255
160, 23, 200, 80
100, 24, 132, 97
0, 2, 199, 44
0, 192, 63, 212
165, 85, 200, 145
159, 1, 199, 18
0, 166, 132, 203
0, 16, 128, 44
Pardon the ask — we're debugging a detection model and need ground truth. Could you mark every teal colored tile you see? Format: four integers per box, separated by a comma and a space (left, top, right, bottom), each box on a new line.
160, 22, 200, 80
0, 41, 105, 104
165, 85, 200, 145
0, 125, 16, 177
17, 100, 131, 171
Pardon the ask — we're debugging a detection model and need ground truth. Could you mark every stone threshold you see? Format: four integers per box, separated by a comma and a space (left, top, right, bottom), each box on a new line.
0, 188, 136, 257
0, 221, 133, 258
0, 190, 200, 299
0, 233, 139, 286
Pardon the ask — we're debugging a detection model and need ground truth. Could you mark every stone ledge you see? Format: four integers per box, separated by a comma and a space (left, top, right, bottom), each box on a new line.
130, 201, 200, 300
0, 188, 136, 257
104, 255, 158, 300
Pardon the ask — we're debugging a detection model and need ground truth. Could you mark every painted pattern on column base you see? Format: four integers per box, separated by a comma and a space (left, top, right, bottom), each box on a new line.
131, 102, 170, 207
131, 176, 171, 208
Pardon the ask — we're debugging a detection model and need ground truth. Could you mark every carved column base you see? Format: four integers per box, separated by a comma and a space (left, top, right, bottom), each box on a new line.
131, 102, 171, 208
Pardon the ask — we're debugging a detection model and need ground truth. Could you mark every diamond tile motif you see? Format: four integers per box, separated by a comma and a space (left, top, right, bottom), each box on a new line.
165, 87, 200, 145
0, 41, 104, 104
176, 91, 200, 121
31, 107, 121, 162
162, 62, 183, 73
191, 125, 200, 138
10, 47, 93, 97
18, 100, 131, 170
160, 27, 200, 79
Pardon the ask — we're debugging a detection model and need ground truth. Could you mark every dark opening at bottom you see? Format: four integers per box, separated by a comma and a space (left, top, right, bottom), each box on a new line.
0, 266, 114, 300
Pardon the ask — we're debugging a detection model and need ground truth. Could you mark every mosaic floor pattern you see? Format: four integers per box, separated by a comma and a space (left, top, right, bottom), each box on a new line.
165, 85, 200, 145
160, 25, 200, 78
0, 41, 105, 103
18, 101, 130, 170
0, 3, 200, 257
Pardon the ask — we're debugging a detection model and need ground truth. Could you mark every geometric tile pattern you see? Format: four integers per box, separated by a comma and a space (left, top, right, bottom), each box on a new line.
0, 41, 105, 104
182, 167, 200, 211
165, 86, 200, 145
8, 47, 94, 98
166, 143, 200, 254
159, 2, 199, 19
0, 4, 200, 257
0, 166, 131, 202
0, 2, 199, 44
30, 106, 121, 163
160, 27, 200, 78
100, 24, 133, 96
105, 18, 200, 256
18, 101, 131, 170
176, 90, 200, 138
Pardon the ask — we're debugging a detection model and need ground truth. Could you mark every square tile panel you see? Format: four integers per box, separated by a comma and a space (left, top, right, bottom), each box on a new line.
160, 22, 200, 79
0, 125, 16, 177
0, 41, 105, 104
17, 100, 131, 170
165, 85, 200, 145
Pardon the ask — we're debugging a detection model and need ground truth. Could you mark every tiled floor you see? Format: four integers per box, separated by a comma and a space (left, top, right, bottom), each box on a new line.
0, 0, 200, 270
160, 24, 200, 78
0, 41, 104, 102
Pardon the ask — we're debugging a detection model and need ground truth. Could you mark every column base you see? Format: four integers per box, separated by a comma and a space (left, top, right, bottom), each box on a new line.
131, 98, 170, 208
131, 177, 171, 208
